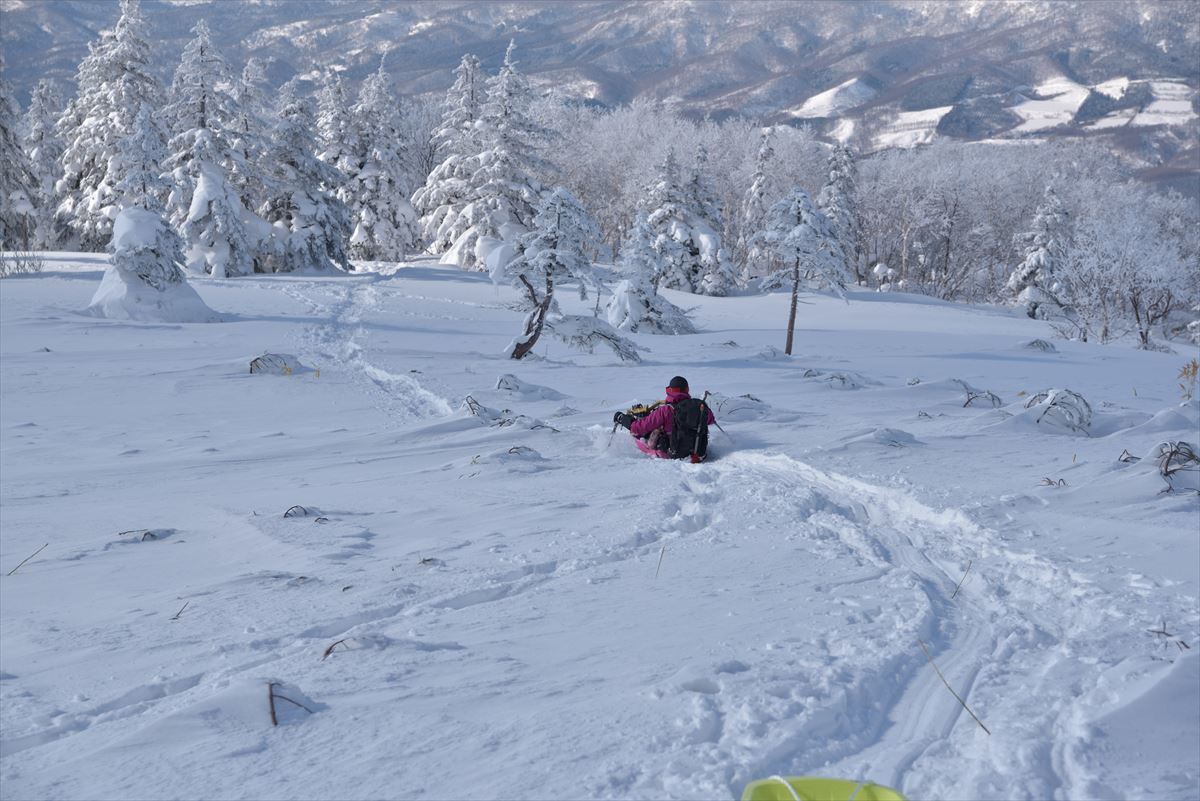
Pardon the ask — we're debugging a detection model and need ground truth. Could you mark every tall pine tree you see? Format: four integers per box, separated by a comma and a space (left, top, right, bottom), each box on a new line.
0, 56, 36, 249
21, 80, 67, 249
163, 20, 255, 277
816, 144, 864, 285
1007, 184, 1070, 319
259, 96, 351, 273
57, 0, 164, 250
344, 60, 419, 262
737, 127, 775, 282
411, 54, 484, 256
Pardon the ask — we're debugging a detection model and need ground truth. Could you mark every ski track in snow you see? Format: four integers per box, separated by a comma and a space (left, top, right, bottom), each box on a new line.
281, 276, 454, 425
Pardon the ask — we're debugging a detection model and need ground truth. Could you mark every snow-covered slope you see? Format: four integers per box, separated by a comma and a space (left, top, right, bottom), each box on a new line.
2, 257, 1197, 800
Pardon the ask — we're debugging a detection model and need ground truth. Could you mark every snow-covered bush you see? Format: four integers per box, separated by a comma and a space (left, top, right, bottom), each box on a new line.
88, 207, 216, 322
1024, 389, 1093, 434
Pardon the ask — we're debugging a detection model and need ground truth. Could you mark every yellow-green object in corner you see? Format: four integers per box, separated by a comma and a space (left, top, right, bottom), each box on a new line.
740, 775, 907, 801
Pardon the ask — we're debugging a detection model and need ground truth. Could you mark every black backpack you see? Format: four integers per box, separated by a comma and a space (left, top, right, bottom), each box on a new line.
668, 398, 709, 461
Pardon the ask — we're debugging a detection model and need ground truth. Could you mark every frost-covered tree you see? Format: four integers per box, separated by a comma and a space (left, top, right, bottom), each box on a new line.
259, 96, 351, 273
644, 147, 734, 295
1007, 184, 1070, 319
737, 127, 775, 281
163, 21, 256, 277
445, 41, 546, 270
110, 104, 171, 212
606, 213, 694, 334
21, 80, 67, 249
345, 61, 419, 262
757, 187, 848, 355
57, 0, 164, 250
817, 144, 864, 285
228, 57, 276, 220
688, 145, 738, 296
411, 54, 484, 255
0, 58, 36, 249
499, 187, 636, 361
315, 69, 358, 178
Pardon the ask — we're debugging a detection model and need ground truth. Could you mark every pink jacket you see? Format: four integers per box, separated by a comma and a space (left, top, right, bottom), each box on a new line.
630, 389, 716, 452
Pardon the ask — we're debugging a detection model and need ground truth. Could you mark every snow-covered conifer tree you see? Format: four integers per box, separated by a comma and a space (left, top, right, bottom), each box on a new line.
162, 21, 255, 277
500, 187, 636, 361
446, 41, 546, 270
110, 104, 171, 212
0, 58, 36, 249
689, 145, 738, 296
88, 206, 216, 321
315, 69, 358, 178
345, 61, 419, 262
411, 54, 484, 256
737, 127, 775, 282
21, 80, 67, 249
644, 147, 734, 295
757, 187, 848, 355
817, 144, 864, 284
228, 58, 275, 220
57, 0, 164, 250
259, 96, 351, 273
606, 213, 694, 334
1007, 184, 1070, 319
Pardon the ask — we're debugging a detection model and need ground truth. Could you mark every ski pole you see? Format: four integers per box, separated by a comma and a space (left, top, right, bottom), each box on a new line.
693, 391, 711, 462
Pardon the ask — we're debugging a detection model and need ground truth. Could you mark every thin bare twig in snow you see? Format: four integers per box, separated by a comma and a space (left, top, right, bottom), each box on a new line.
169, 601, 189, 620
951, 560, 972, 600
6, 543, 48, 576
655, 545, 666, 579
918, 639, 991, 735
321, 639, 348, 661
268, 682, 313, 726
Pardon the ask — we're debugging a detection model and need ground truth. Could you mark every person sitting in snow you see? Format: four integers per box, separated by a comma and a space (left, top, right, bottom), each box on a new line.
614, 376, 716, 462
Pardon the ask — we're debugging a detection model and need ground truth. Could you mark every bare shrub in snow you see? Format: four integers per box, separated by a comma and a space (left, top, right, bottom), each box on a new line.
1154, 441, 1199, 493
1024, 389, 1093, 434
0, 250, 44, 278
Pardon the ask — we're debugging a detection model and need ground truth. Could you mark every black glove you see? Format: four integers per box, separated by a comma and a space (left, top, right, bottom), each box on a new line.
614, 412, 634, 430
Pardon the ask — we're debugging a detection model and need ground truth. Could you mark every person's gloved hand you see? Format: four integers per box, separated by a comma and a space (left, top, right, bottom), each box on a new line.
614, 412, 634, 430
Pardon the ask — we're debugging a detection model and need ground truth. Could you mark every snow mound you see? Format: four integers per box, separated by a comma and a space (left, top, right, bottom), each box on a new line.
1003, 388, 1094, 436
87, 262, 218, 323
708, 392, 771, 421
467, 446, 550, 473
87, 208, 220, 323
1021, 338, 1058, 353
249, 353, 314, 376
462, 396, 559, 433
495, 374, 565, 400
844, 427, 921, 448
798, 369, 875, 390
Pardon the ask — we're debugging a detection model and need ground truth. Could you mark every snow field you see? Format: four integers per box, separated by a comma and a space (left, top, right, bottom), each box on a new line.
1, 259, 1198, 800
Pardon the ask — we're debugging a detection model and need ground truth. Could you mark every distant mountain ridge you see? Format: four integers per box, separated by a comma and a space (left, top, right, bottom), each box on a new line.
2, 0, 1197, 187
